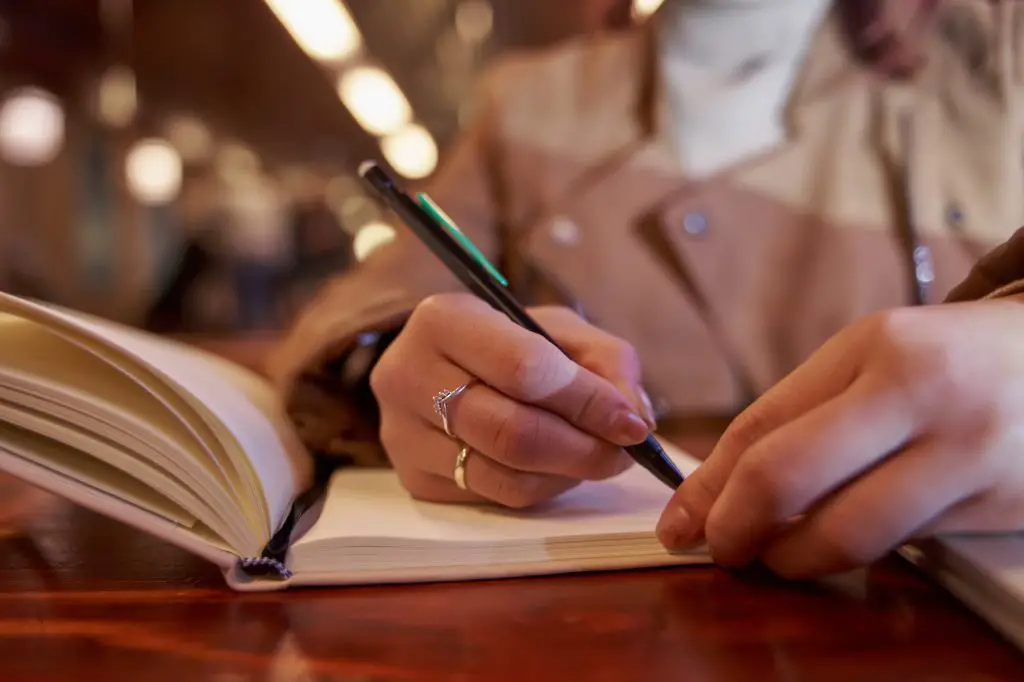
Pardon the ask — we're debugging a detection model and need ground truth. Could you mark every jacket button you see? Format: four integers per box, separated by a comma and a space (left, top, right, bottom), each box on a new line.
946, 204, 964, 230
549, 216, 580, 245
683, 212, 708, 236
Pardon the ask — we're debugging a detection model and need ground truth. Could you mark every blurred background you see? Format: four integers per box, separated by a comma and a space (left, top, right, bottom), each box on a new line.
0, 0, 662, 335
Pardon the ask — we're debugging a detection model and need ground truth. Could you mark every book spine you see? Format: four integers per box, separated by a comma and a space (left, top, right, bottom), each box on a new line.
238, 454, 335, 582
238, 556, 292, 579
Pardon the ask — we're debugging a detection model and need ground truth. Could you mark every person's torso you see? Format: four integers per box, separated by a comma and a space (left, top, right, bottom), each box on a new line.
487, 2, 1024, 419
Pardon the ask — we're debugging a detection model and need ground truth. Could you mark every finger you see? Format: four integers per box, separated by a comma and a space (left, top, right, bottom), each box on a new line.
446, 381, 633, 480
759, 437, 978, 579
412, 295, 649, 445
371, 342, 479, 433
530, 307, 654, 426
656, 323, 871, 550
381, 415, 579, 508
703, 374, 918, 568
376, 343, 633, 480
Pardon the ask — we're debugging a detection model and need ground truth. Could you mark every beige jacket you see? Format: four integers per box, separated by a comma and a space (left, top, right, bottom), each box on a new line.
268, 1, 1024, 463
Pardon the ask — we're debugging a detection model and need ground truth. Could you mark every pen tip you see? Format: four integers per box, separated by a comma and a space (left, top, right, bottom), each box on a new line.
357, 160, 378, 177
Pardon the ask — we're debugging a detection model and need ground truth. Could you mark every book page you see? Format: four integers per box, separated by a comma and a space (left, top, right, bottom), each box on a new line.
0, 294, 313, 545
67, 322, 312, 532
0, 314, 256, 552
0, 422, 195, 527
295, 441, 702, 548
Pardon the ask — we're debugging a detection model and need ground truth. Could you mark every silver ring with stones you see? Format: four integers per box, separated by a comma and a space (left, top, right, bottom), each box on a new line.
433, 382, 473, 438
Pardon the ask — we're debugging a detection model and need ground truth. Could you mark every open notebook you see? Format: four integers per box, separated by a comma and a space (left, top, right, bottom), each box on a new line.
0, 292, 709, 591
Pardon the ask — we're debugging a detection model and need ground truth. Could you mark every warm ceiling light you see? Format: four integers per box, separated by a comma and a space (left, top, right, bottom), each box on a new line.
455, 0, 493, 43
125, 138, 183, 205
165, 114, 213, 163
352, 221, 396, 262
264, 0, 361, 62
381, 123, 438, 179
97, 64, 137, 128
0, 87, 64, 166
216, 141, 260, 187
337, 66, 412, 136
632, 0, 664, 19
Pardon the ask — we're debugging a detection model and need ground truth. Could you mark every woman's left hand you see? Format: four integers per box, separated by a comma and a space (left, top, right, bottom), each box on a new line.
656, 297, 1024, 578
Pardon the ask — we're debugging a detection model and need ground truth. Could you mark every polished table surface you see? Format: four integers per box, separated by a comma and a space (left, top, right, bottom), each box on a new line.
0, 338, 1021, 681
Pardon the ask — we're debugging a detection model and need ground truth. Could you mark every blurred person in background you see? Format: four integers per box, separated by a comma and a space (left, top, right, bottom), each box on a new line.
268, 0, 1024, 508
0, 178, 52, 301
222, 171, 292, 331
284, 170, 352, 315
145, 169, 232, 333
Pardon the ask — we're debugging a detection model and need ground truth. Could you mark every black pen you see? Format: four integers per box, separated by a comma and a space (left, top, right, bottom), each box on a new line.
358, 161, 684, 490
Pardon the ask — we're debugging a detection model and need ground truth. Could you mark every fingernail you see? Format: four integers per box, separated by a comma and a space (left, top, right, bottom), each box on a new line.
612, 411, 649, 444
656, 505, 699, 551
634, 386, 657, 429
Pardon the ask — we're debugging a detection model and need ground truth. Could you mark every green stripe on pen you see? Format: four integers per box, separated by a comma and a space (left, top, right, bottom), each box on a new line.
417, 192, 509, 287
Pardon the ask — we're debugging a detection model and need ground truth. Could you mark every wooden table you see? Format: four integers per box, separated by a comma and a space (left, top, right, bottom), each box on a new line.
0, 339, 1021, 681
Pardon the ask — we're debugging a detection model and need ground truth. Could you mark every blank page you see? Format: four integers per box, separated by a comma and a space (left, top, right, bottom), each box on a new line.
296, 442, 702, 548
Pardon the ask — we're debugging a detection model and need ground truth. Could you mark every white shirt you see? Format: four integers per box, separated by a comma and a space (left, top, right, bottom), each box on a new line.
656, 0, 831, 178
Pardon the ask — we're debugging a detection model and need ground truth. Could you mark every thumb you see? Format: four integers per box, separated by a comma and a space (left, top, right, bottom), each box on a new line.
656, 321, 872, 551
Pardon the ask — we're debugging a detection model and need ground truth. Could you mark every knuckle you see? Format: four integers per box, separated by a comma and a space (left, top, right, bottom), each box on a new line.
586, 338, 641, 383
367, 354, 390, 395
368, 347, 401, 399
407, 294, 452, 332
732, 456, 797, 517
685, 468, 723, 511
865, 307, 914, 352
530, 305, 579, 323
608, 340, 641, 375
570, 387, 603, 426
505, 345, 560, 398
720, 404, 772, 455
491, 409, 545, 469
409, 293, 479, 335
870, 308, 962, 405
703, 506, 732, 554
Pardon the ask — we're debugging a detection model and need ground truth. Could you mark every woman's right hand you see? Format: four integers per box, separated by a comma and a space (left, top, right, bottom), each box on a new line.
370, 293, 657, 508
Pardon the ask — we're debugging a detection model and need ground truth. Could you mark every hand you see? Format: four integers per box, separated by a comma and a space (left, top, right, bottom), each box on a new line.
656, 298, 1024, 578
370, 293, 657, 508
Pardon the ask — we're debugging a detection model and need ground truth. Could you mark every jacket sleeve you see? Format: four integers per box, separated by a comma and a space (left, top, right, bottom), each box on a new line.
264, 65, 511, 464
945, 227, 1024, 302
